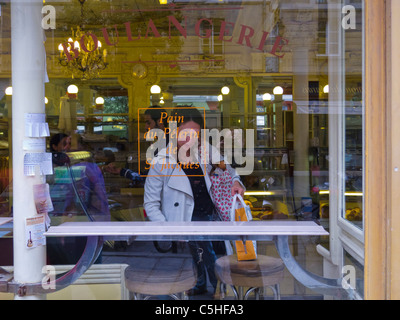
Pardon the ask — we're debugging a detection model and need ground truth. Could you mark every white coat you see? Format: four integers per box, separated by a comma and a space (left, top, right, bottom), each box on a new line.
143, 144, 241, 222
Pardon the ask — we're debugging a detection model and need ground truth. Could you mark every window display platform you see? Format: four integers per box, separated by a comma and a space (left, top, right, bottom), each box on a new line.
44, 221, 351, 299
45, 220, 328, 240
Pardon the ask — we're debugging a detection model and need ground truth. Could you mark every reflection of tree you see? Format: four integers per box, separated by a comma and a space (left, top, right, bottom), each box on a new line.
104, 96, 128, 114
104, 96, 128, 122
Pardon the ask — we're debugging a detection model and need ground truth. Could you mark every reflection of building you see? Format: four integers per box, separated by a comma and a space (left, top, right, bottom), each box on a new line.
0, 0, 398, 300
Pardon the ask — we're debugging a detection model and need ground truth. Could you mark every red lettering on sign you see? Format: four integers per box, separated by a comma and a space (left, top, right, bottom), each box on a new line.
62, 16, 290, 63
237, 24, 255, 48
168, 15, 187, 39
80, 33, 99, 52
219, 21, 235, 42
146, 19, 161, 38
270, 36, 289, 58
102, 25, 119, 46
195, 18, 213, 39
61, 42, 79, 61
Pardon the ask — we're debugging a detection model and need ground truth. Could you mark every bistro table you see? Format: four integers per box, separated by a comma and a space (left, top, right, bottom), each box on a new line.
2, 221, 353, 299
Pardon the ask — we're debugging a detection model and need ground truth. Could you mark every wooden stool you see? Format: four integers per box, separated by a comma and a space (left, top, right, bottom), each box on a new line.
215, 255, 284, 300
124, 256, 196, 300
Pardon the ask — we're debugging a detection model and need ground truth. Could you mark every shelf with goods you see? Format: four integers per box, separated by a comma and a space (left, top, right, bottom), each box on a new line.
76, 114, 129, 141
283, 110, 295, 174
242, 147, 295, 221
77, 114, 129, 125
50, 113, 144, 201
317, 191, 363, 231
0, 117, 12, 262
343, 193, 363, 229
0, 119, 10, 219
307, 109, 329, 223
308, 111, 329, 185
312, 118, 363, 227
343, 138, 363, 227
241, 103, 296, 221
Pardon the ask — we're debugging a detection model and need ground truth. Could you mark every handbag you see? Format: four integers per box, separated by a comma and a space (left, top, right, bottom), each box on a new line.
209, 162, 233, 221
231, 194, 257, 261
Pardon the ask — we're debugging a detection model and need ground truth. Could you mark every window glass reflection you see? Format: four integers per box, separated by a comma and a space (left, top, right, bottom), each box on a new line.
0, 0, 366, 300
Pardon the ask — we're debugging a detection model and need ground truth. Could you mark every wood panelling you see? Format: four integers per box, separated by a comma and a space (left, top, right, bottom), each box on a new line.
364, 0, 388, 300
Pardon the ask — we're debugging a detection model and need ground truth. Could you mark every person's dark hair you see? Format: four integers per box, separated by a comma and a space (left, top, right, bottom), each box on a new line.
50, 133, 68, 152
171, 105, 204, 128
144, 105, 168, 127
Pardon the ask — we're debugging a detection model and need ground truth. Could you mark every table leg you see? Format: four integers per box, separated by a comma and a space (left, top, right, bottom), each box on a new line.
6, 236, 103, 296
274, 235, 354, 299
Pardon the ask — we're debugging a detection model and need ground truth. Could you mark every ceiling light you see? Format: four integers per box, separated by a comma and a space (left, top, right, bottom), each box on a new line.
273, 86, 283, 95
5, 87, 12, 96
262, 93, 272, 101
221, 86, 230, 95
150, 85, 161, 94
95, 97, 104, 105
58, 1, 107, 80
67, 84, 79, 94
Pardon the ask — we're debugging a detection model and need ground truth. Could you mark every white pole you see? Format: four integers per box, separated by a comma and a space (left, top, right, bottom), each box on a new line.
11, 0, 46, 300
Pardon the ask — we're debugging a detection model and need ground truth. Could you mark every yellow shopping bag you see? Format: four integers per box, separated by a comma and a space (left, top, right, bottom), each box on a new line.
231, 194, 257, 261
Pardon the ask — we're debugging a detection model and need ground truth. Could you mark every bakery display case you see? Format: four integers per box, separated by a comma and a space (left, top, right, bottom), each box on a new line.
310, 109, 363, 228
242, 147, 295, 221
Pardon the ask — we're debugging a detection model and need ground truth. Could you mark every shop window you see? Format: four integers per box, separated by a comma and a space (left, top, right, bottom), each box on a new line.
0, 0, 366, 300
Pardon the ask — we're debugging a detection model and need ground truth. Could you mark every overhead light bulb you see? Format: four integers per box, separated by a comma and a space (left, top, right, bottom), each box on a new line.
67, 84, 79, 94
221, 86, 230, 95
323, 85, 329, 94
217, 94, 223, 102
150, 85, 161, 94
45, 97, 49, 104
263, 93, 272, 101
5, 87, 12, 96
74, 40, 80, 51
273, 86, 283, 95
95, 97, 104, 105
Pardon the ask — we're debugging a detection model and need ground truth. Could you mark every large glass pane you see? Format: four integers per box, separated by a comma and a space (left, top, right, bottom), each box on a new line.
0, 0, 366, 301
342, 0, 364, 229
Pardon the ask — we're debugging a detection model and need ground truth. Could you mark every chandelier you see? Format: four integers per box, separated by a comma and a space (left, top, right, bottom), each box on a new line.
57, 0, 108, 80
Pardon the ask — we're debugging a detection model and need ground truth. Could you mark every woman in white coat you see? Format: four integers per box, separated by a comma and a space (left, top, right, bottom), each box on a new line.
144, 106, 244, 295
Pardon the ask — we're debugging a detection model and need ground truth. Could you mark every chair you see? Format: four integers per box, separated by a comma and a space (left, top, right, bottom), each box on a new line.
215, 255, 284, 300
124, 256, 196, 300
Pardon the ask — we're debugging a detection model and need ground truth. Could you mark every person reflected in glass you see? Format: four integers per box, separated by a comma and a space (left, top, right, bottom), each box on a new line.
144, 106, 244, 296
50, 133, 71, 153
47, 133, 110, 264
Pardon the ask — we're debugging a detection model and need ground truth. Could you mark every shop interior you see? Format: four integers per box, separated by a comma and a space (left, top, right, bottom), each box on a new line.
0, 0, 364, 300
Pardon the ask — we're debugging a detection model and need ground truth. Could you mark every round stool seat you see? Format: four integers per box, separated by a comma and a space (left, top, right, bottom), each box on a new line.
215, 255, 284, 288
125, 257, 196, 296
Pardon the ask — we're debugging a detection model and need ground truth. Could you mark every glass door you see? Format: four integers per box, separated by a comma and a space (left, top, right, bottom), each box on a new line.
317, 0, 365, 299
